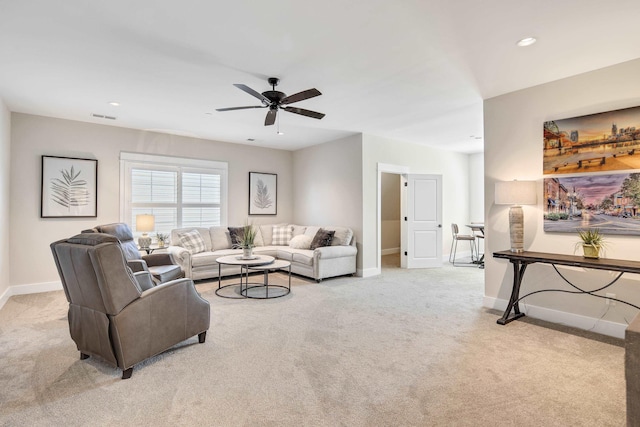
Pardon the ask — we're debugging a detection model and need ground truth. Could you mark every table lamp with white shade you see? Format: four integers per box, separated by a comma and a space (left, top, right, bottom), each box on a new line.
136, 214, 155, 249
495, 180, 537, 253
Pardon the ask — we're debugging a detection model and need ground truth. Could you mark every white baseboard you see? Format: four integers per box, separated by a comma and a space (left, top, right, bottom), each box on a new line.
358, 267, 381, 278
0, 281, 63, 311
381, 247, 400, 256
483, 296, 627, 339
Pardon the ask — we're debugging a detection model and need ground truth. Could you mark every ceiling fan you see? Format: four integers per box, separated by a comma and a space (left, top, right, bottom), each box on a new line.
216, 77, 325, 126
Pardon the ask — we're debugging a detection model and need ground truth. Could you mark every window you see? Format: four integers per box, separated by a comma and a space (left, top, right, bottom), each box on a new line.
120, 152, 227, 236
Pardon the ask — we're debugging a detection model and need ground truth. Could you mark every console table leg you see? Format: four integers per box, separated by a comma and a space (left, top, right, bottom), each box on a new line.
497, 261, 528, 325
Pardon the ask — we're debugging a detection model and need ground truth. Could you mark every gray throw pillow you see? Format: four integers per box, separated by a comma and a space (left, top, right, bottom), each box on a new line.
228, 227, 244, 249
310, 229, 335, 250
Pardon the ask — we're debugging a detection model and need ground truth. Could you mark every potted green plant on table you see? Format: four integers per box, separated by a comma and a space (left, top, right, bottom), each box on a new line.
155, 232, 169, 248
239, 222, 257, 259
575, 228, 607, 259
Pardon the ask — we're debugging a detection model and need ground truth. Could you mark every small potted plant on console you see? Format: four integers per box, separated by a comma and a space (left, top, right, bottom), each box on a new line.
575, 228, 607, 259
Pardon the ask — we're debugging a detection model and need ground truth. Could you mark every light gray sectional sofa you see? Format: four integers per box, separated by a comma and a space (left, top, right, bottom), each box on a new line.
168, 224, 357, 282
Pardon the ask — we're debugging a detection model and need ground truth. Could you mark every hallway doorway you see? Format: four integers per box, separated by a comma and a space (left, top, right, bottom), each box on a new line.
381, 172, 401, 269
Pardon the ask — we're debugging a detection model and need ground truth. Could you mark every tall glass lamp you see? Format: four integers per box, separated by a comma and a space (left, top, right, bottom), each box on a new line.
495, 180, 537, 253
136, 214, 155, 249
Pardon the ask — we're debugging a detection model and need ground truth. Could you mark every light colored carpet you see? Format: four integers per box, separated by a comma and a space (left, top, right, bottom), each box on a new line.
0, 258, 626, 426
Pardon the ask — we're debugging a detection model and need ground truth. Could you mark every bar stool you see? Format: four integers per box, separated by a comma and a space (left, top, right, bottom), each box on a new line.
449, 223, 476, 266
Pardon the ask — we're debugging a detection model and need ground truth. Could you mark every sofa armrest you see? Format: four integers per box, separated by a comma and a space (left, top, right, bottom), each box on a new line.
142, 252, 177, 267
315, 245, 358, 259
167, 246, 192, 278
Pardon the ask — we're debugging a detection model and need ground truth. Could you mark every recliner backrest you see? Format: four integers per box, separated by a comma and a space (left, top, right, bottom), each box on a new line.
94, 223, 142, 261
51, 233, 142, 315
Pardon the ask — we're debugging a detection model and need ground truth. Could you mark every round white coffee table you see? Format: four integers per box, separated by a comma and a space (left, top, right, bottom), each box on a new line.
215, 255, 275, 299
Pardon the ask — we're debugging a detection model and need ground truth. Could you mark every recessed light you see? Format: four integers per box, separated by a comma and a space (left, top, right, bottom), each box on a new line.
516, 37, 537, 47
205, 112, 213, 115
277, 131, 284, 136
247, 138, 255, 142
108, 101, 120, 107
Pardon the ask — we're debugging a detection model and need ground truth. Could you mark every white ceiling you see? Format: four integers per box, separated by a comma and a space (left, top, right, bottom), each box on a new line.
1, 0, 640, 153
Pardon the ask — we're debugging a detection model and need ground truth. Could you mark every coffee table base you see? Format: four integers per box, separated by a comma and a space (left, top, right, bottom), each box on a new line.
215, 256, 291, 299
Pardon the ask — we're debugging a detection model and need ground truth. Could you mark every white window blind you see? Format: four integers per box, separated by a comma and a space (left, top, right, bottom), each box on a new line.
120, 152, 227, 237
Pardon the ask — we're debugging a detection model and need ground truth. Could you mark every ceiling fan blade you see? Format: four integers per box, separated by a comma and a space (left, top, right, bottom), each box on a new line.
282, 106, 325, 120
281, 88, 322, 105
265, 109, 277, 126
215, 106, 266, 112
233, 84, 271, 105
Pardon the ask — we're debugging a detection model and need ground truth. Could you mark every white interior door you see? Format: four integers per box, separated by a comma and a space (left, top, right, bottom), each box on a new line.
406, 174, 442, 268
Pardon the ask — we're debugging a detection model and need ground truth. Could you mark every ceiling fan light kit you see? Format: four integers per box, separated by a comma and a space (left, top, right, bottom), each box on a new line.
216, 77, 325, 128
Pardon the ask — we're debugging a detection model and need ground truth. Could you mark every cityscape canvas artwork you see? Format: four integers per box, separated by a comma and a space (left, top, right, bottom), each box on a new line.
544, 173, 640, 235
543, 105, 640, 175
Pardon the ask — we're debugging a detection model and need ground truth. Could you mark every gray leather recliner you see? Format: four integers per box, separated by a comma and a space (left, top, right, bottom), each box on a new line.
90, 223, 184, 285
50, 232, 210, 379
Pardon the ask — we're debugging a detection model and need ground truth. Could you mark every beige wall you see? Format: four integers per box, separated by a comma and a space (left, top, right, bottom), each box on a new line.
484, 58, 640, 335
381, 172, 401, 252
292, 134, 364, 269
0, 99, 9, 299
10, 113, 293, 287
362, 134, 471, 274
469, 152, 484, 222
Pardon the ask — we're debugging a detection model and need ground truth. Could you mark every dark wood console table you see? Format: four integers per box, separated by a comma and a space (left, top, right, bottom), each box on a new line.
493, 250, 640, 325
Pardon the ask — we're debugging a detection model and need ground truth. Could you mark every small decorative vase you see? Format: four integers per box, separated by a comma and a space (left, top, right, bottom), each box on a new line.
158, 240, 165, 248
242, 247, 253, 259
583, 244, 600, 259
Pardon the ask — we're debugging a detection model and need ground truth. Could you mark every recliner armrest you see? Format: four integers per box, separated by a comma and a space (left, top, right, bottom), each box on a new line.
127, 259, 149, 273
133, 271, 155, 291
142, 252, 177, 267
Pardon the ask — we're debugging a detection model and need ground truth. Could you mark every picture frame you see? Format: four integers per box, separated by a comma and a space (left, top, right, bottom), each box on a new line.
543, 105, 640, 175
544, 172, 640, 236
41, 155, 98, 218
249, 172, 277, 215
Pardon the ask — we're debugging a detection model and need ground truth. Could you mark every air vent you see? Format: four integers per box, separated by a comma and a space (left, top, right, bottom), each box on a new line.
91, 114, 117, 120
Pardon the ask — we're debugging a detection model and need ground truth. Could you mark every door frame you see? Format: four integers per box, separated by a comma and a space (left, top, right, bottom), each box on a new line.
377, 163, 410, 273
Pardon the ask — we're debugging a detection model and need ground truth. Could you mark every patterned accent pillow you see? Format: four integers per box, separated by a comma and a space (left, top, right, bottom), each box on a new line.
310, 229, 335, 250
272, 224, 293, 246
178, 229, 207, 254
228, 227, 244, 249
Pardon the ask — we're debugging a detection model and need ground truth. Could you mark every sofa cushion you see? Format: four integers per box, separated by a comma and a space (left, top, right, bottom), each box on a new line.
210, 226, 232, 250
272, 224, 293, 246
304, 226, 321, 239
253, 227, 265, 247
260, 224, 283, 246
289, 234, 312, 250
310, 229, 335, 250
178, 230, 207, 254
292, 250, 315, 266
324, 226, 354, 246
291, 224, 307, 237
191, 251, 222, 267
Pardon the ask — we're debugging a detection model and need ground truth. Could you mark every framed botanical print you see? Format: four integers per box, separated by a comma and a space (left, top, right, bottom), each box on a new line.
41, 155, 98, 218
249, 172, 277, 215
